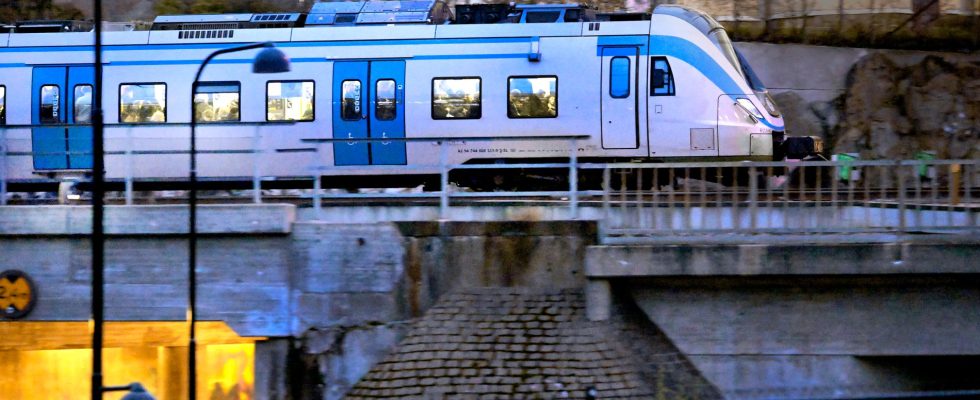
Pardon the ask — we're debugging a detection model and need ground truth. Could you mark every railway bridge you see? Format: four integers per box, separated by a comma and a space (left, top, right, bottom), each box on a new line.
1, 159, 978, 400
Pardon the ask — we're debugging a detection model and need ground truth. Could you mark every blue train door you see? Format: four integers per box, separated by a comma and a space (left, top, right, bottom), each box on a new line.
600, 47, 640, 149
332, 60, 406, 166
31, 65, 94, 170
369, 61, 406, 165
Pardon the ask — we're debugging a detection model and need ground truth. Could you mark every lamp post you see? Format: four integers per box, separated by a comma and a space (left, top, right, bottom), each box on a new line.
188, 42, 290, 400
104, 383, 156, 400
91, 0, 106, 397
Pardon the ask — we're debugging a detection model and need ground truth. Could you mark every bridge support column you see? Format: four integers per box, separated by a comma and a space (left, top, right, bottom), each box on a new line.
585, 278, 611, 321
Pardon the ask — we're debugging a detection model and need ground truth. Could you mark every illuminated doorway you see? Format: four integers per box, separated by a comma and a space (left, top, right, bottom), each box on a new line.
0, 321, 262, 400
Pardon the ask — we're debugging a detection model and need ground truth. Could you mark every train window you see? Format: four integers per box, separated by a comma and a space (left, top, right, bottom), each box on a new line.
507, 76, 557, 118
525, 11, 560, 23
432, 77, 481, 120
194, 82, 240, 123
341, 80, 361, 121
119, 83, 167, 123
375, 79, 396, 121
267, 81, 314, 122
651, 57, 676, 97
610, 57, 630, 99
40, 85, 61, 124
74, 85, 93, 124
0, 85, 5, 125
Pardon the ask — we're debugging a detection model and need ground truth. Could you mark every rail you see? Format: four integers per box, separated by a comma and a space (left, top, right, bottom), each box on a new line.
2, 125, 978, 240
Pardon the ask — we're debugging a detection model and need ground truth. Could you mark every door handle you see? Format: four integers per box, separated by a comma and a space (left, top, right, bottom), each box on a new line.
381, 132, 390, 146
347, 132, 356, 146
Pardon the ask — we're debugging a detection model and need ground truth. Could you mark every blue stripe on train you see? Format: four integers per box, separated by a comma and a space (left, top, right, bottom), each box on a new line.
648, 35, 783, 131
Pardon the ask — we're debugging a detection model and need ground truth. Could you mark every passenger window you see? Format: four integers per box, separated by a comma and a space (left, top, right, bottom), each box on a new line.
564, 9, 582, 22
375, 79, 396, 121
194, 82, 240, 123
119, 83, 167, 123
651, 56, 676, 96
508, 76, 557, 118
525, 11, 560, 23
0, 85, 5, 125
340, 80, 361, 121
267, 81, 314, 122
74, 85, 93, 124
40, 85, 61, 124
432, 78, 481, 120
610, 57, 630, 98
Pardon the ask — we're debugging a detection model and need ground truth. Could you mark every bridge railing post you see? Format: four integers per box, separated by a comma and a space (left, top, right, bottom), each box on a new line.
749, 165, 758, 231
124, 128, 134, 205
600, 166, 611, 241
898, 160, 907, 233
568, 138, 578, 220
312, 142, 323, 220
252, 126, 262, 204
1, 127, 6, 206
967, 163, 976, 230
439, 142, 449, 220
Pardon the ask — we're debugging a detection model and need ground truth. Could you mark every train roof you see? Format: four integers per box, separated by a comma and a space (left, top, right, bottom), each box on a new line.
0, 2, 730, 49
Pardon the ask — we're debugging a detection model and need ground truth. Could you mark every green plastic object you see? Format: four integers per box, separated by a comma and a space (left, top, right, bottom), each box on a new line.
836, 153, 857, 181
915, 151, 935, 178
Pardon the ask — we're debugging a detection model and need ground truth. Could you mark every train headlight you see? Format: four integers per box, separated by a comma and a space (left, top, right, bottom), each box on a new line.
735, 98, 764, 121
759, 92, 781, 117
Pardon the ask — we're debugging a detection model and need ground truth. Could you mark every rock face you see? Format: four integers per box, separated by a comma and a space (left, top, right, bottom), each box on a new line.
833, 54, 980, 160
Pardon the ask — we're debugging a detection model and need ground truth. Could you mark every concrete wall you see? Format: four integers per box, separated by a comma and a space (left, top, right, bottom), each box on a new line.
6, 204, 979, 399
586, 239, 980, 398
737, 41, 980, 104
633, 279, 980, 398
0, 206, 596, 400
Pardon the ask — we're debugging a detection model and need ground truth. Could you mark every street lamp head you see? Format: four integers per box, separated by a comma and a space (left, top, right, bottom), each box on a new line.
120, 383, 156, 400
253, 45, 291, 74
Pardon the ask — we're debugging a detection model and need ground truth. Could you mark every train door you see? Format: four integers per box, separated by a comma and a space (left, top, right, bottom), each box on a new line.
599, 47, 640, 149
332, 60, 406, 166
333, 61, 369, 165
31, 65, 94, 170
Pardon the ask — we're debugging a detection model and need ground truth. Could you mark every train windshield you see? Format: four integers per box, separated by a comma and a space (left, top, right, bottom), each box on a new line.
735, 48, 781, 118
707, 28, 742, 80
654, 5, 744, 81
735, 49, 766, 91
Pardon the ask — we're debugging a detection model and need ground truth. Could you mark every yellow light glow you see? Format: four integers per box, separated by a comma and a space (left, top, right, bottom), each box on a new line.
0, 321, 259, 400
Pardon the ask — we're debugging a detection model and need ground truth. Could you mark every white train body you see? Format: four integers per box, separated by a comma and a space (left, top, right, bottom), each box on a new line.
0, 4, 785, 186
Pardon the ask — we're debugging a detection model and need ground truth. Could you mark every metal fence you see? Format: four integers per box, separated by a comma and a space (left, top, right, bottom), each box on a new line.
595, 159, 979, 242
2, 127, 978, 239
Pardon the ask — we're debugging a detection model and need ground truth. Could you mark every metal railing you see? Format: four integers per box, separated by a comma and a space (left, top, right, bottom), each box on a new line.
0, 127, 589, 214
2, 125, 978, 239
0, 122, 292, 205
298, 135, 588, 220
595, 159, 978, 242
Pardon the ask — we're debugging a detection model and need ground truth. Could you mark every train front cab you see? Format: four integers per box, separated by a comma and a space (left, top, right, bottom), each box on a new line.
649, 5, 785, 162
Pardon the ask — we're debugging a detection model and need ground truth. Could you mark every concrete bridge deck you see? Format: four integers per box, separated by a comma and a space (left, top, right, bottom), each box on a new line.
1, 204, 978, 399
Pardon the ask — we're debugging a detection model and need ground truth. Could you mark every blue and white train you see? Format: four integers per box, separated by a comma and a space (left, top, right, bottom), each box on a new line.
0, 2, 787, 190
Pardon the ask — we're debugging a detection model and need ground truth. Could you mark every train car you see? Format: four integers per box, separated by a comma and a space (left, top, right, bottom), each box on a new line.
0, 1, 786, 191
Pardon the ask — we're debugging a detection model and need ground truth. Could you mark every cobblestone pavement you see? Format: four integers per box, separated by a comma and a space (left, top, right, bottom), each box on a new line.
347, 287, 720, 399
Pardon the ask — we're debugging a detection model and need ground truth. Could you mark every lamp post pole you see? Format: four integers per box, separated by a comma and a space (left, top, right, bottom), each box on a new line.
188, 42, 290, 400
90, 0, 105, 397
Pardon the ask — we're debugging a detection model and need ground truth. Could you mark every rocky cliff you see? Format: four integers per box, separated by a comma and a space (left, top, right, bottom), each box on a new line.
774, 51, 979, 161
835, 53, 980, 160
